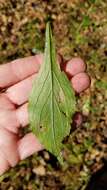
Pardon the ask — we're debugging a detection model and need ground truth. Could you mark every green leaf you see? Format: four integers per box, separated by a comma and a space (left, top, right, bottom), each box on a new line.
28, 22, 76, 162
95, 80, 107, 90
82, 16, 91, 28
89, 0, 96, 3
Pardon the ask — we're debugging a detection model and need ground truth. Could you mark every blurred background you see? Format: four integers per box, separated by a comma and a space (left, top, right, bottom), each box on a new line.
0, 0, 107, 189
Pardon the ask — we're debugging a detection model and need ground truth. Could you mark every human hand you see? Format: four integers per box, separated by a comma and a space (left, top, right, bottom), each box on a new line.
0, 54, 90, 175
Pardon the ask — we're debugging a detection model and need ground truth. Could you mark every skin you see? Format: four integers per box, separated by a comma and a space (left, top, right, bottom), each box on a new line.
0, 54, 90, 175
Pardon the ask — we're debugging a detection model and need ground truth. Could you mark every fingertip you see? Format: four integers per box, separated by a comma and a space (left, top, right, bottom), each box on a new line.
0, 128, 20, 167
64, 57, 86, 78
18, 133, 43, 160
72, 112, 83, 128
71, 72, 90, 93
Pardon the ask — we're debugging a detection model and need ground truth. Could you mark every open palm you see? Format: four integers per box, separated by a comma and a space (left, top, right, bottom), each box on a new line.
0, 54, 90, 175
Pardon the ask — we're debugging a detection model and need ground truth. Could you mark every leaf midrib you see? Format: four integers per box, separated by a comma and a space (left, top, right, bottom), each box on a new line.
49, 27, 58, 154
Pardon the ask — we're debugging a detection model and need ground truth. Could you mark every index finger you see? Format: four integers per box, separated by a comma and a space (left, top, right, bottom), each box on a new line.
0, 54, 62, 89
0, 54, 43, 89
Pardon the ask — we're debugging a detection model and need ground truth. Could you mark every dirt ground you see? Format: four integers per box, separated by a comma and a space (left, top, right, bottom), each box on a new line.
0, 0, 107, 189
